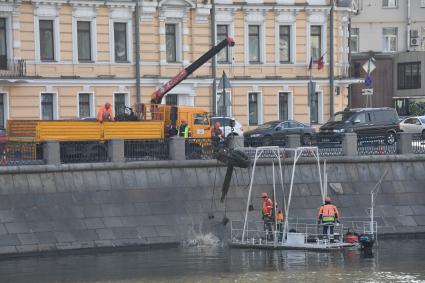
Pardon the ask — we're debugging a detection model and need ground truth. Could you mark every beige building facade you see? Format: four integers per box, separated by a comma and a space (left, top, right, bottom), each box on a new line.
0, 0, 358, 130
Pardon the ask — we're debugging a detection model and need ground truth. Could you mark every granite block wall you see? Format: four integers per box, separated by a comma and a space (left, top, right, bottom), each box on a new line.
0, 155, 424, 255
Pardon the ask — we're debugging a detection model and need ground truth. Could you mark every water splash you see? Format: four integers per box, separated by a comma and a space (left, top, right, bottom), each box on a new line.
181, 233, 222, 248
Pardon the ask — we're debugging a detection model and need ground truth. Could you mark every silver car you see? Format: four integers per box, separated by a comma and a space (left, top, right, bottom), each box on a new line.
400, 116, 425, 137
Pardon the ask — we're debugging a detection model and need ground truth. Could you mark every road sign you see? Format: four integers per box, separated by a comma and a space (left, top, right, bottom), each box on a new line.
365, 75, 373, 87
361, 88, 373, 96
362, 57, 376, 74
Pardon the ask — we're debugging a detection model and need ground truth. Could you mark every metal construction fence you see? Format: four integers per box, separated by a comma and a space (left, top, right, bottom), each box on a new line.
0, 141, 44, 166
60, 141, 108, 164
125, 139, 170, 161
357, 134, 397, 156
185, 138, 219, 160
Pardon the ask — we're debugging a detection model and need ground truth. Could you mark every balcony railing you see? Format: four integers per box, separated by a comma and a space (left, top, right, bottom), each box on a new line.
0, 58, 27, 77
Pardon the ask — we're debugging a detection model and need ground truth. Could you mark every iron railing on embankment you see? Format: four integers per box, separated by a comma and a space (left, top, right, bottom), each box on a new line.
0, 141, 44, 166
3, 132, 425, 166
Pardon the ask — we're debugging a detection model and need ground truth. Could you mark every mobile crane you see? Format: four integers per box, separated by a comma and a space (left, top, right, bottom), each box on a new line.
7, 37, 235, 161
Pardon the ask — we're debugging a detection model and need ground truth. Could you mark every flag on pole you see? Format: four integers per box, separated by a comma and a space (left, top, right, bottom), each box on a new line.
317, 54, 325, 70
308, 57, 313, 70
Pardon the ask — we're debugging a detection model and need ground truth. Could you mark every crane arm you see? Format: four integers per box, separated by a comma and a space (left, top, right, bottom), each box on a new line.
150, 36, 235, 105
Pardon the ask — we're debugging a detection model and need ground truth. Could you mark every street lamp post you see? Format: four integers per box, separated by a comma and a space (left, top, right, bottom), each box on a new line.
218, 70, 231, 137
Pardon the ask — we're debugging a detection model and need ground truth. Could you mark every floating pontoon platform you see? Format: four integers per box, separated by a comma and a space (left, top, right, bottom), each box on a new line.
229, 146, 377, 252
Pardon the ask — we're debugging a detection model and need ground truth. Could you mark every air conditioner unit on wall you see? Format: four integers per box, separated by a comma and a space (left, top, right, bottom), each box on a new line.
410, 30, 419, 38
410, 37, 420, 47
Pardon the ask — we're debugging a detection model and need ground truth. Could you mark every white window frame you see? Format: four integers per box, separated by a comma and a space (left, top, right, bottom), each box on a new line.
350, 27, 359, 53
307, 23, 326, 64
215, 22, 234, 64
113, 92, 130, 114
308, 90, 323, 125
39, 92, 59, 120
0, 92, 9, 129
382, 27, 398, 52
77, 92, 95, 118
244, 22, 265, 65
0, 14, 13, 63
216, 89, 232, 117
382, 0, 398, 8
164, 21, 182, 63
72, 18, 97, 63
247, 91, 263, 126
275, 11, 296, 64
109, 19, 133, 64
34, 16, 60, 63
277, 91, 293, 120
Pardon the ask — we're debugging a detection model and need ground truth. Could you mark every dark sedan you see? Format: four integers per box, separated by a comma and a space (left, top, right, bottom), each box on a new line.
243, 120, 316, 147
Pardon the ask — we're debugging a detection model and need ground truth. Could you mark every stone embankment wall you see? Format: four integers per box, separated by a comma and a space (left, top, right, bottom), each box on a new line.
0, 155, 424, 256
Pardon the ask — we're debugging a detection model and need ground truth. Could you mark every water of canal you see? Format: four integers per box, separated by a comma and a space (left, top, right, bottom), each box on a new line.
0, 237, 424, 283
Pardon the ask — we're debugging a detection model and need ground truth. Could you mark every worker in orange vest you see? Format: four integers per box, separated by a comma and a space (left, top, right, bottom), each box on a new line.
97, 102, 114, 122
276, 209, 285, 241
261, 192, 274, 241
317, 196, 340, 238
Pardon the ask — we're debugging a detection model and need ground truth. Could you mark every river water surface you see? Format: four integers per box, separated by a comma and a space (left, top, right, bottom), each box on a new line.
0, 238, 424, 283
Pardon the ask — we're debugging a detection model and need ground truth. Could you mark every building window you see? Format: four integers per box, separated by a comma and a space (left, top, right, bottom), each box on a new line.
0, 94, 5, 128
248, 92, 259, 126
383, 27, 397, 52
165, 94, 178, 106
114, 23, 127, 62
0, 18, 7, 70
166, 24, 177, 63
217, 91, 231, 117
310, 92, 319, 124
114, 93, 128, 116
350, 28, 359, 53
78, 93, 93, 118
41, 93, 55, 120
311, 25, 322, 60
398, 62, 421, 90
248, 25, 260, 63
279, 25, 291, 63
217, 25, 229, 63
383, 0, 397, 8
279, 92, 289, 121
77, 21, 91, 62
39, 20, 55, 61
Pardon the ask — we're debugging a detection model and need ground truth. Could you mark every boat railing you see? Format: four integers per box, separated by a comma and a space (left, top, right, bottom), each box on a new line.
231, 219, 377, 245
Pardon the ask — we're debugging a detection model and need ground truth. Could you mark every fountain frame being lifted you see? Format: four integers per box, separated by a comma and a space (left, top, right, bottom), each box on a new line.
230, 146, 372, 251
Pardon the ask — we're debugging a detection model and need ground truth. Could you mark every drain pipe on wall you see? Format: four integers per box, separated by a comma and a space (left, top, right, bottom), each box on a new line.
407, 0, 411, 52
135, 0, 141, 105
329, 0, 335, 117
211, 0, 217, 115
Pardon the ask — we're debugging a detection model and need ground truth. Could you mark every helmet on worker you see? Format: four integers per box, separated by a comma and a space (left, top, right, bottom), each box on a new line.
261, 192, 268, 198
325, 196, 331, 204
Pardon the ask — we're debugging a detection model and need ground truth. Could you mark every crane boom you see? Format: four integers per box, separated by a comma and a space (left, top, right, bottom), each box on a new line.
150, 36, 235, 105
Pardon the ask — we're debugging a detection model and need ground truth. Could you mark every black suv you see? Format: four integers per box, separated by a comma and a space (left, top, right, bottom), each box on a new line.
319, 107, 401, 144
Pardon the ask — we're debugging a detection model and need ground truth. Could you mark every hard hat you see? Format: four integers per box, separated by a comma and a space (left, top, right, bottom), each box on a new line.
261, 192, 268, 198
325, 196, 331, 203
105, 102, 111, 109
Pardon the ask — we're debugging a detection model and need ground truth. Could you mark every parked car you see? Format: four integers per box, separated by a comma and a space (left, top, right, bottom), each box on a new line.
400, 116, 425, 137
211, 117, 244, 137
243, 120, 316, 146
319, 107, 401, 145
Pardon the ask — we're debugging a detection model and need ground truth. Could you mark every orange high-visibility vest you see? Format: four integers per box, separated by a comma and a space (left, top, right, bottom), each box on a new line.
276, 211, 284, 223
318, 204, 339, 222
97, 106, 114, 122
262, 198, 273, 216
